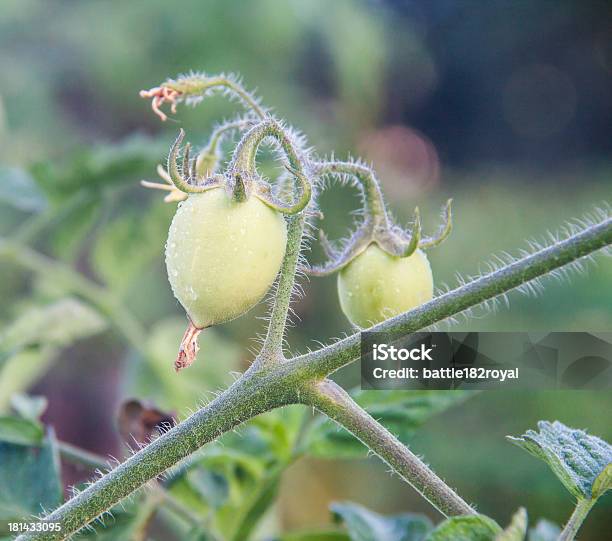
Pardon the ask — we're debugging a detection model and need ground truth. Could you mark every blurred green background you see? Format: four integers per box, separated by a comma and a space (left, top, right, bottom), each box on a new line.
0, 0, 611, 539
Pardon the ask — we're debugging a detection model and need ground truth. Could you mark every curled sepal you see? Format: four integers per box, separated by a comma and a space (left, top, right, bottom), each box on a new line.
419, 199, 453, 249
306, 226, 374, 276
167, 130, 224, 194
306, 159, 453, 276
377, 207, 422, 257
254, 165, 312, 215
175, 320, 204, 372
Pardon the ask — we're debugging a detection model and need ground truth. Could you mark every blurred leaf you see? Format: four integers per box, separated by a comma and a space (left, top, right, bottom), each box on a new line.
0, 416, 43, 446
307, 390, 473, 458
426, 515, 502, 541
0, 349, 55, 412
10, 394, 48, 422
274, 530, 350, 541
0, 297, 107, 354
92, 201, 171, 293
495, 508, 527, 541
49, 197, 101, 259
331, 501, 433, 541
30, 135, 165, 201
0, 429, 61, 527
0, 166, 47, 212
0, 298, 106, 410
507, 421, 612, 499
526, 520, 561, 541
167, 407, 304, 540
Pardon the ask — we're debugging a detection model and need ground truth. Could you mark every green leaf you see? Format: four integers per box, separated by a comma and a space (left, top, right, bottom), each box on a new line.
495, 508, 527, 541
10, 394, 48, 422
166, 407, 305, 541
274, 530, 350, 541
0, 167, 47, 212
591, 462, 612, 499
0, 429, 62, 526
527, 520, 561, 541
507, 421, 612, 499
0, 417, 43, 446
331, 501, 433, 541
0, 297, 107, 354
307, 390, 473, 458
426, 515, 502, 541
30, 135, 165, 201
91, 201, 172, 293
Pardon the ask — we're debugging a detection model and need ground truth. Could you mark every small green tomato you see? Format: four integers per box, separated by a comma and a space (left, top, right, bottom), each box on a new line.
166, 188, 287, 330
337, 244, 433, 328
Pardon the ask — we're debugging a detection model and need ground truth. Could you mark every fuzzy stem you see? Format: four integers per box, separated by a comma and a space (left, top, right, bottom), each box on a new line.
307, 380, 474, 517
558, 498, 595, 541
293, 217, 612, 379
166, 74, 266, 119
259, 213, 306, 361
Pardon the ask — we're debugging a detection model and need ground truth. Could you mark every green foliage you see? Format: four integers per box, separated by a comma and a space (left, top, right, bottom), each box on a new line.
306, 390, 472, 458
507, 420, 612, 500
166, 406, 304, 540
526, 520, 561, 541
0, 298, 107, 411
0, 430, 62, 533
92, 201, 172, 293
0, 417, 43, 447
0, 167, 47, 213
30, 136, 164, 202
495, 508, 527, 541
331, 502, 433, 541
426, 515, 501, 541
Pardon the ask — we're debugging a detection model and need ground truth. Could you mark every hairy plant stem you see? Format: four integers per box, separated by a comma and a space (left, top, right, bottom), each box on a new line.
307, 380, 474, 516
558, 498, 595, 541
15, 218, 611, 540
259, 213, 305, 362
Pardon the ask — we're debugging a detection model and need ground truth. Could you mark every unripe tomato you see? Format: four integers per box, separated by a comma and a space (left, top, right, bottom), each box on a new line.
166, 189, 287, 329
337, 245, 433, 328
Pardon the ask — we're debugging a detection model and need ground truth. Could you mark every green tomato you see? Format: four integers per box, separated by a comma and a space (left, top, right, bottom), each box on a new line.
166, 188, 287, 329
337, 245, 433, 328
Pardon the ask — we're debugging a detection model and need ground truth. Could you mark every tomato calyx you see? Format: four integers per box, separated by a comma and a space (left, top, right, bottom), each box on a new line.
175, 320, 204, 372
305, 160, 453, 276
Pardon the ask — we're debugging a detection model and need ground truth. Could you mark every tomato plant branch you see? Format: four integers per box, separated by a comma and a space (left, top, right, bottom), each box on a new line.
558, 498, 596, 541
306, 379, 474, 516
